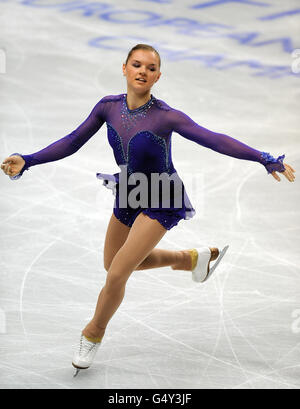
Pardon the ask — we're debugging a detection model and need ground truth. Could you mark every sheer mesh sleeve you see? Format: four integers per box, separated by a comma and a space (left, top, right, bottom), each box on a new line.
169, 109, 286, 175
9, 98, 107, 180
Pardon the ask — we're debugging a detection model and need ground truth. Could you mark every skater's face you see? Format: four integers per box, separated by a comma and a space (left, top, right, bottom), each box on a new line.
122, 50, 161, 94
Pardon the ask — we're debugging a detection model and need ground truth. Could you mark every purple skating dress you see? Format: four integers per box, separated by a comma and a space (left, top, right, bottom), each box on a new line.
9, 93, 286, 230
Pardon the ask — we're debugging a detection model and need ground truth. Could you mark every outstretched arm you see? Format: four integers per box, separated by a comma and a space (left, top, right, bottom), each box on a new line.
169, 108, 292, 179
4, 98, 107, 179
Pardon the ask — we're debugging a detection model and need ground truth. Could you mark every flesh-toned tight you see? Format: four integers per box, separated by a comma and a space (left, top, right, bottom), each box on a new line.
82, 212, 193, 341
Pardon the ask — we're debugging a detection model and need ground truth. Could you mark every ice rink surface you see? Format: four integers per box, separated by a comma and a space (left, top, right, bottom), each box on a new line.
0, 0, 299, 389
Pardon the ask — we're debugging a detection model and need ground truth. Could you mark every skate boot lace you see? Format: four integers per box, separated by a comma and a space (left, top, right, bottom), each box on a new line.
78, 335, 98, 356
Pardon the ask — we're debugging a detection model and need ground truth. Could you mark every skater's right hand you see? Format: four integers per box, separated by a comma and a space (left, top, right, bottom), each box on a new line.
1, 155, 25, 177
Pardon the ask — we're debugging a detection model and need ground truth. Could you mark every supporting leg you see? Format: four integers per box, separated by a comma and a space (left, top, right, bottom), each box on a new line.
83, 213, 168, 339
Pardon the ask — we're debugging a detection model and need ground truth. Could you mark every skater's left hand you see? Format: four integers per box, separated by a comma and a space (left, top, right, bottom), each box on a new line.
271, 162, 296, 182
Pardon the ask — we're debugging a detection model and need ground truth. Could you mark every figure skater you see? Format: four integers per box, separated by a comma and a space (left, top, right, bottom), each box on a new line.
1, 44, 296, 377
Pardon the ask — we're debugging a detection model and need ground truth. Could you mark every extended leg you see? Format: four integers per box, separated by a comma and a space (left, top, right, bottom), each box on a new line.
103, 213, 193, 272
135, 248, 193, 271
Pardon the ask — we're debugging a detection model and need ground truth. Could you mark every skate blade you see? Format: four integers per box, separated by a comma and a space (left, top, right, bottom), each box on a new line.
72, 362, 88, 377
205, 245, 229, 281
73, 368, 80, 378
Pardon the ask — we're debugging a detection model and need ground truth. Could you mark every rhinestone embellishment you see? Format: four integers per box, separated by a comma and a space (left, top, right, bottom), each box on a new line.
121, 94, 155, 131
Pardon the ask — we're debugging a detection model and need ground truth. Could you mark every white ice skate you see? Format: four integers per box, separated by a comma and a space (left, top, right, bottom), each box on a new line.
72, 334, 102, 377
192, 245, 229, 283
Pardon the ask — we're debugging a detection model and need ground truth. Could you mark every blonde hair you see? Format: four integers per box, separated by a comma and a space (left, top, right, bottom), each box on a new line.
125, 44, 161, 68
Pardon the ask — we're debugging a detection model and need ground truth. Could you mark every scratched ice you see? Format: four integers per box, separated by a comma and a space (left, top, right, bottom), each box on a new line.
0, 0, 299, 390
